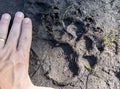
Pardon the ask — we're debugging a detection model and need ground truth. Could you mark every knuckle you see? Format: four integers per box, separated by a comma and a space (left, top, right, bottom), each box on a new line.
4, 44, 16, 52
17, 50, 28, 64
8, 57, 23, 67
18, 49, 29, 57
0, 47, 28, 67
7, 60, 16, 67
17, 50, 27, 58
0, 48, 13, 61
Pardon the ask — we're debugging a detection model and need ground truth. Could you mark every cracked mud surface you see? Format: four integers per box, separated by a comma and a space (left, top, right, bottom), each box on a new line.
3, 0, 120, 89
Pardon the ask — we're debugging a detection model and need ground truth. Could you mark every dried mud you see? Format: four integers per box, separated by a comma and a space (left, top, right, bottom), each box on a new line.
2, 0, 120, 89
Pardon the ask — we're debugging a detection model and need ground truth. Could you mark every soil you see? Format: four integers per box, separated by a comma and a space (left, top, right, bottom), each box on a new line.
2, 0, 120, 89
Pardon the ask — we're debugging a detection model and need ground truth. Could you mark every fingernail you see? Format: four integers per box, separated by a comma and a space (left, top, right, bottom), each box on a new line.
2, 13, 11, 19
15, 11, 24, 17
24, 18, 31, 23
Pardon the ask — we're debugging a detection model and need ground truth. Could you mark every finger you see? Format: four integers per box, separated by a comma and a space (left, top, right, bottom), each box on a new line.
5, 11, 24, 49
17, 18, 32, 52
0, 13, 11, 48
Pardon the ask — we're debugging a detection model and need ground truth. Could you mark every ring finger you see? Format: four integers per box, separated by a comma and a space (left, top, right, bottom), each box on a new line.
0, 13, 11, 48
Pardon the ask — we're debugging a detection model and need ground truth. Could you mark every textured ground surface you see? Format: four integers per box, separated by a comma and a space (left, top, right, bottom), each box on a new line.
2, 0, 120, 89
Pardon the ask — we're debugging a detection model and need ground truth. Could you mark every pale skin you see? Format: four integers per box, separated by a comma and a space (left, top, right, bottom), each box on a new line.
0, 12, 54, 89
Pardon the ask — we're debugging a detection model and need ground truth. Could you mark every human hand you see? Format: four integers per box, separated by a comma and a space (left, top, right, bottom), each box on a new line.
0, 12, 53, 89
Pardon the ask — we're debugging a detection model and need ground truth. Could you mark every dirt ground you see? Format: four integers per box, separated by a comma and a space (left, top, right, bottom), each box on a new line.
2, 0, 120, 89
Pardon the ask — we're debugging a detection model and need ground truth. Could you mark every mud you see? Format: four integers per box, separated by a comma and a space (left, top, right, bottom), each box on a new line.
2, 0, 120, 89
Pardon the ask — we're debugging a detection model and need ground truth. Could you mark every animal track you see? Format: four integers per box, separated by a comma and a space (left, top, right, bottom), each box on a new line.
83, 55, 98, 68
84, 36, 93, 51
